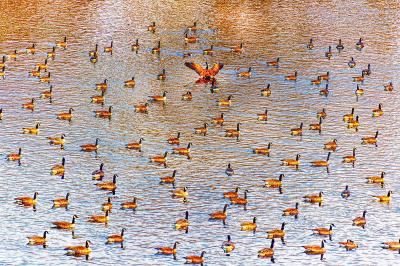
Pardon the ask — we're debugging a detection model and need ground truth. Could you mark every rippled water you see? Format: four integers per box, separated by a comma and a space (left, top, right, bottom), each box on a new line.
0, 0, 399, 265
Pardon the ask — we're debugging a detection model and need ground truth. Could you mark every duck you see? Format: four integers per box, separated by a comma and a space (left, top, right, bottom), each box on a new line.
240, 217, 257, 231
317, 108, 327, 119
218, 95, 233, 106
185, 62, 224, 80
352, 210, 367, 227
267, 222, 286, 239
126, 138, 144, 151
343, 148, 356, 165
253, 142, 272, 156
65, 240, 92, 257
307, 38, 314, 49
231, 43, 243, 53
362, 64, 371, 76
362, 131, 379, 146
156, 241, 179, 256
341, 185, 351, 199
382, 239, 400, 250
88, 210, 110, 223
175, 211, 189, 231
336, 39, 344, 51
225, 123, 241, 140
52, 214, 78, 229
26, 43, 36, 54
267, 57, 279, 67
285, 70, 298, 81
372, 191, 393, 203
303, 192, 323, 204
96, 79, 108, 91
311, 76, 322, 85
324, 139, 337, 151
27, 231, 48, 246
124, 77, 135, 88
211, 113, 224, 125
41, 85, 53, 99
282, 202, 299, 217
56, 36, 67, 48
355, 84, 364, 96
57, 108, 74, 121
303, 240, 326, 259
39, 72, 51, 83
319, 84, 329, 97
91, 91, 105, 104
45, 44, 58, 58
339, 240, 358, 251
149, 91, 167, 102
101, 197, 113, 212
372, 104, 383, 117
92, 163, 105, 180
15, 192, 38, 206
353, 72, 365, 82
151, 41, 161, 54
37, 59, 48, 71
51, 157, 66, 178
257, 109, 268, 121
311, 152, 331, 167
194, 123, 208, 135
221, 235, 235, 255
172, 187, 188, 198
203, 45, 214, 55
348, 57, 356, 68
225, 163, 234, 176
291, 122, 303, 136
53, 193, 70, 208
106, 228, 126, 244
22, 122, 40, 134
209, 204, 228, 221
150, 151, 168, 165
94, 106, 112, 119
104, 41, 113, 54
148, 21, 156, 32
182, 91, 192, 101
347, 116, 360, 129
366, 172, 385, 184
81, 138, 100, 152
261, 84, 272, 97
325, 46, 332, 59
131, 39, 140, 51
184, 33, 197, 43
167, 132, 181, 145
7, 148, 22, 162
309, 117, 322, 133
343, 107, 355, 122
160, 170, 177, 184
223, 187, 239, 199
89, 44, 99, 57
281, 154, 301, 167
311, 224, 335, 236
96, 174, 117, 191
121, 197, 137, 210
384, 82, 393, 91
320, 71, 330, 81
184, 251, 206, 265
22, 98, 35, 110
173, 142, 192, 156
258, 239, 275, 258
355, 38, 364, 50
134, 103, 149, 113
237, 67, 252, 78
264, 173, 284, 188
230, 190, 248, 205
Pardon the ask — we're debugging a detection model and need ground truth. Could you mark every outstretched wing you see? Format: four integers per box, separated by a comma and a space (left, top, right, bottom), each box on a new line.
208, 63, 224, 76
185, 62, 206, 76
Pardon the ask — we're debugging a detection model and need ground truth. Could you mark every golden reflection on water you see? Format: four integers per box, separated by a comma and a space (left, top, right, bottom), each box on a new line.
0, 0, 400, 265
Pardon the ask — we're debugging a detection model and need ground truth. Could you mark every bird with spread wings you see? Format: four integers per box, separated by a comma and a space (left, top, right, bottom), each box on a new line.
185, 62, 224, 82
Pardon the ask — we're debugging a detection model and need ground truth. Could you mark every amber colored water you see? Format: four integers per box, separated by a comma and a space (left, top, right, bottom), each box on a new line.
0, 0, 399, 265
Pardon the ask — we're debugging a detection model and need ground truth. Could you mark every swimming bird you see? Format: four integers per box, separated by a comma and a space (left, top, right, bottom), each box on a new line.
52, 214, 78, 229
336, 39, 344, 51
88, 210, 110, 224
92, 163, 105, 180
325, 46, 332, 59
348, 57, 356, 68
303, 240, 326, 260
53, 193, 70, 208
362, 131, 379, 146
15, 192, 39, 206
134, 103, 149, 113
303, 192, 323, 204
324, 139, 337, 151
221, 235, 235, 255
81, 138, 100, 152
225, 163, 234, 176
51, 157, 66, 178
257, 109, 268, 121
57, 108, 74, 121
267, 222, 286, 240
27, 231, 48, 246
261, 84, 272, 97
225, 123, 241, 140
104, 41, 113, 54
96, 174, 117, 192
184, 251, 206, 265
253, 142, 272, 156
167, 132, 181, 145
372, 191, 392, 203
341, 186, 350, 199
101, 197, 113, 212
240, 217, 257, 232
156, 241, 179, 257
65, 240, 92, 258
223, 187, 239, 199
22, 122, 40, 134
211, 113, 224, 125
7, 148, 22, 162
352, 210, 367, 227
285, 71, 297, 81
126, 138, 144, 151
175, 211, 189, 231
56, 36, 67, 48
307, 38, 314, 49
258, 239, 275, 259
106, 228, 126, 244
149, 91, 167, 102
264, 173, 284, 188
231, 43, 243, 53
282, 202, 299, 218
150, 151, 168, 165
339, 240, 358, 251
281, 154, 301, 168
291, 122, 303, 136
94, 106, 112, 119
372, 104, 383, 117
121, 197, 137, 210
366, 172, 385, 184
